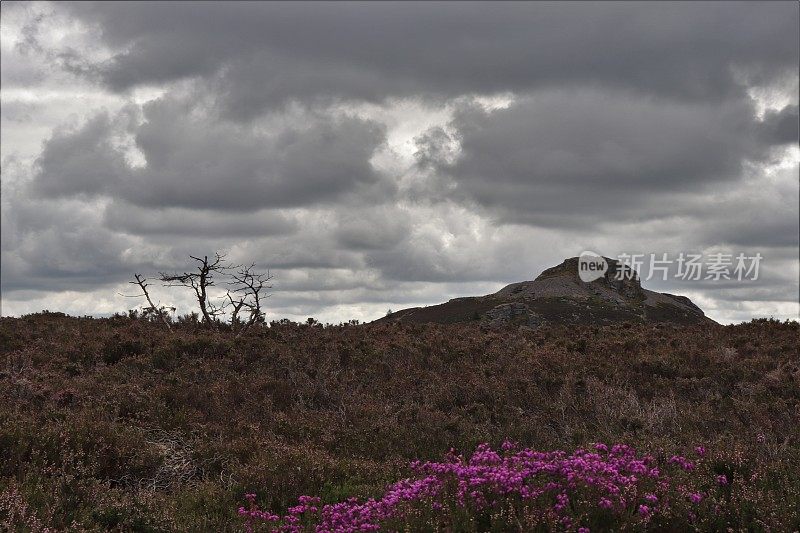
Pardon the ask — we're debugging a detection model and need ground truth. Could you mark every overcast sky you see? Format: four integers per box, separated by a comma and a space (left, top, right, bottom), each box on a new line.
1, 1, 798, 324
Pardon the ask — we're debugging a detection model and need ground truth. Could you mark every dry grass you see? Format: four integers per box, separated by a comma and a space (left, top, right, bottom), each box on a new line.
0, 312, 798, 531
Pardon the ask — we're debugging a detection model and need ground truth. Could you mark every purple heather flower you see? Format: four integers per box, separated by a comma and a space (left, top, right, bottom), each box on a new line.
237, 442, 729, 531
695, 446, 706, 456
501, 439, 518, 451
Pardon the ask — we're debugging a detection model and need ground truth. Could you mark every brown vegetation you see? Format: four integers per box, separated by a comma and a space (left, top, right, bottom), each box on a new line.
0, 313, 798, 531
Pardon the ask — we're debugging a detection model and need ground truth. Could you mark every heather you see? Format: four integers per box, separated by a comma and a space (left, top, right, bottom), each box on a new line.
1, 313, 798, 531
239, 442, 788, 532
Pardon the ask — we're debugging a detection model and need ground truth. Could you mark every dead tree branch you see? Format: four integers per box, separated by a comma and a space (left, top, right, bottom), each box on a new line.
126, 274, 172, 330
228, 263, 273, 337
226, 292, 246, 326
127, 252, 272, 335
160, 253, 230, 328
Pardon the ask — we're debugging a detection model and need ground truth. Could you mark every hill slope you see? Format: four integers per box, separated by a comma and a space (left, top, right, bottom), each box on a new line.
377, 257, 714, 327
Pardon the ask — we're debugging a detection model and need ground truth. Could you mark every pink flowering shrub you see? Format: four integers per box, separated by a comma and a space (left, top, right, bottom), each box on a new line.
239, 442, 745, 532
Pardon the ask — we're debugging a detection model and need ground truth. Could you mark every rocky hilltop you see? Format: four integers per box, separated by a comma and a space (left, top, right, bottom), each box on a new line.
377, 257, 715, 327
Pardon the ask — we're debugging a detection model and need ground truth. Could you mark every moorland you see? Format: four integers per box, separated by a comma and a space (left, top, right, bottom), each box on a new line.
1, 313, 798, 531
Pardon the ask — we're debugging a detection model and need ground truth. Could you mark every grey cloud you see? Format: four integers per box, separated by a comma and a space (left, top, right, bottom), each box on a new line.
128, 99, 388, 210
701, 211, 799, 249
58, 2, 798, 115
416, 91, 790, 228
759, 105, 799, 146
1, 198, 142, 292
668, 166, 800, 250
31, 112, 128, 198
266, 278, 504, 315
0, 51, 47, 88
2, 3, 798, 324
29, 97, 389, 211
645, 255, 799, 305
688, 285, 798, 305
333, 207, 411, 251
0, 101, 37, 124
414, 127, 458, 170
245, 233, 365, 271
102, 201, 299, 238
362, 219, 553, 283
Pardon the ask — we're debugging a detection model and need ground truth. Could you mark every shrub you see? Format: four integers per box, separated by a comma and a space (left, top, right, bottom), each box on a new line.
239, 442, 800, 532
103, 338, 146, 365
1, 314, 798, 530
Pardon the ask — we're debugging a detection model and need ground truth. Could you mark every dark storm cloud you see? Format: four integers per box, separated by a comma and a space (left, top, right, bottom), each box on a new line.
415, 91, 796, 228
759, 105, 800, 146
695, 171, 800, 249
0, 196, 142, 292
708, 217, 800, 249
333, 207, 412, 251
2, 1, 798, 323
61, 2, 798, 115
31, 112, 130, 198
30, 96, 389, 211
128, 98, 388, 210
102, 202, 299, 238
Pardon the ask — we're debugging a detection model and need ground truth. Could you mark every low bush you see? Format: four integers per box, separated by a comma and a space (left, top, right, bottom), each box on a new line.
0, 314, 797, 530
239, 442, 800, 531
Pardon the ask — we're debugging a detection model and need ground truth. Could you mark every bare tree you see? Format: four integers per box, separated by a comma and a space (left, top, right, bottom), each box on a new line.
226, 293, 247, 326
125, 252, 273, 334
159, 253, 229, 327
227, 263, 273, 337
123, 274, 172, 330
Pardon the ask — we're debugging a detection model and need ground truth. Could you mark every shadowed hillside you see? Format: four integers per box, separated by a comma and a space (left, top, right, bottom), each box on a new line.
377, 257, 715, 328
